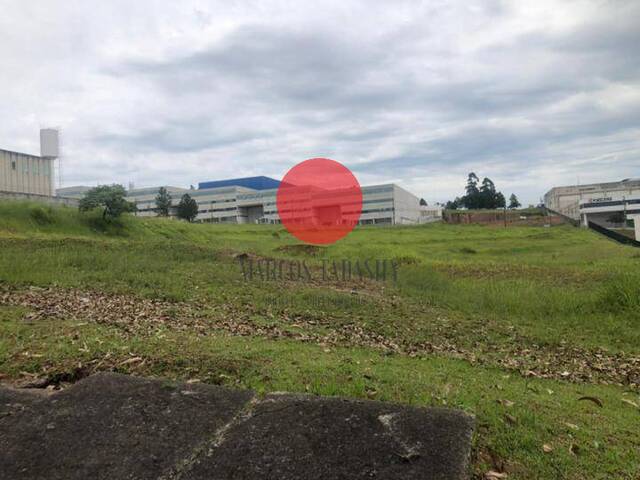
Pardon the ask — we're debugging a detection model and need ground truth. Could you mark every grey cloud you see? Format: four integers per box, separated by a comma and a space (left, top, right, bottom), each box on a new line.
93, 120, 272, 154
1, 1, 638, 204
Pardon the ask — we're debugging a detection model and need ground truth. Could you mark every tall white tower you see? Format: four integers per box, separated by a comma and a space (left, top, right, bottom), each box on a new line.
40, 128, 59, 158
40, 128, 60, 195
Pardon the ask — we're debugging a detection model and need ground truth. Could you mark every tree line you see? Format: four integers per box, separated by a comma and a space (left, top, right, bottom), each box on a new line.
154, 187, 199, 222
78, 185, 199, 222
445, 173, 520, 210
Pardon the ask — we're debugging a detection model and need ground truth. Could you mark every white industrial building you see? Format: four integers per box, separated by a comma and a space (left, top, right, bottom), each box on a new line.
419, 205, 444, 223
55, 185, 93, 199
0, 129, 58, 197
544, 178, 640, 239
133, 181, 422, 225
121, 177, 422, 226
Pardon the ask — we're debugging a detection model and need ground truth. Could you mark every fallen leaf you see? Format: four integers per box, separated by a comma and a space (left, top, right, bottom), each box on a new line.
118, 356, 143, 366
569, 443, 581, 456
485, 471, 508, 479
621, 399, 639, 409
542, 444, 553, 453
564, 423, 579, 430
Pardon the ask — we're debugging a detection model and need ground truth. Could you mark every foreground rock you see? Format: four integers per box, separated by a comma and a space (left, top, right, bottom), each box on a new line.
0, 373, 474, 479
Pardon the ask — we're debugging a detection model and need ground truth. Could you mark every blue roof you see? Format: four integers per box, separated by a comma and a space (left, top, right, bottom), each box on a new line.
198, 176, 281, 191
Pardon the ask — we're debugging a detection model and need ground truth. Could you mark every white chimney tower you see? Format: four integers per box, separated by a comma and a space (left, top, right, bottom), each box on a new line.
40, 128, 59, 158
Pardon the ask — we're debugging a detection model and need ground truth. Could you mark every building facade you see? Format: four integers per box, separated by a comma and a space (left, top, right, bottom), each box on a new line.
544, 178, 640, 220
419, 204, 444, 223
0, 150, 55, 196
577, 191, 640, 235
0, 130, 58, 197
544, 178, 640, 237
56, 185, 93, 199
123, 177, 422, 226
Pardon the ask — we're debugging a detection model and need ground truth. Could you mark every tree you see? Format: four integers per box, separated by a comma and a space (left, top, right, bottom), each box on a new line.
177, 194, 198, 222
419, 198, 427, 206
508, 193, 521, 209
479, 177, 497, 209
155, 187, 172, 217
445, 197, 462, 210
456, 172, 507, 210
463, 173, 480, 209
78, 184, 136, 220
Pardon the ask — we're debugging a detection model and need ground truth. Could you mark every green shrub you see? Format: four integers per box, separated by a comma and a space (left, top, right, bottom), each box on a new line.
82, 210, 128, 236
393, 255, 420, 265
29, 205, 55, 225
598, 275, 640, 313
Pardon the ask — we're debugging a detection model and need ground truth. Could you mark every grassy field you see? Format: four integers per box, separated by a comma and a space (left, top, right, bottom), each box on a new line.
1, 201, 639, 479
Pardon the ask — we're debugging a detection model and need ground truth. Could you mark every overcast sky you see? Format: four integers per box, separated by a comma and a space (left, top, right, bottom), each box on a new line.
1, 1, 638, 204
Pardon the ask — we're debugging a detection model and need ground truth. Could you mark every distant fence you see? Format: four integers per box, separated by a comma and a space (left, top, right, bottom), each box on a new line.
0, 190, 78, 207
588, 221, 640, 247
444, 210, 517, 224
444, 209, 563, 226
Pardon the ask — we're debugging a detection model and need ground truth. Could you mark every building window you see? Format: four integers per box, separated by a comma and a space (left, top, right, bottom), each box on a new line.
11, 160, 16, 170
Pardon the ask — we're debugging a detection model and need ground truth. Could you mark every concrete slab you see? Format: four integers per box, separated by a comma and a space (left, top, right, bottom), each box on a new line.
0, 374, 474, 480
184, 393, 474, 480
0, 386, 48, 419
0, 373, 254, 480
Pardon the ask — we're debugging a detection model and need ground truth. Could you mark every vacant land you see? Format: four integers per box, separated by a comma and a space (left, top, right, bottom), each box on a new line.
1, 202, 639, 479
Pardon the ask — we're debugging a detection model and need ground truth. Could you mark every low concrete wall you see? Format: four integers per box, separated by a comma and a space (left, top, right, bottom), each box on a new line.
0, 190, 78, 207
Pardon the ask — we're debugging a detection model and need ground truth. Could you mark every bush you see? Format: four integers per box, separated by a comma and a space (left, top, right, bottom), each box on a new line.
598, 275, 640, 313
79, 184, 136, 220
29, 205, 55, 225
83, 211, 128, 236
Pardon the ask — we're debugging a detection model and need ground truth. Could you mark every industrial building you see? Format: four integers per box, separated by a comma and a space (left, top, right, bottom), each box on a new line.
55, 185, 93, 199
544, 178, 640, 237
0, 129, 58, 197
121, 176, 422, 226
419, 205, 444, 222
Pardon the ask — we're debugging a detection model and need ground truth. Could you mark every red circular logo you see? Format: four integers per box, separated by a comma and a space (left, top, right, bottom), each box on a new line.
276, 158, 363, 245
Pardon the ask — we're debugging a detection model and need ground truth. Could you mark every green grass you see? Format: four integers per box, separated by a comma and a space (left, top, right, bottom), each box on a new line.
1, 201, 639, 479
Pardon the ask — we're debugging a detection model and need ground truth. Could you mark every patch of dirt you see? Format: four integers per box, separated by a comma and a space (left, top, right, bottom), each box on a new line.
15, 367, 89, 390
275, 244, 324, 256
226, 250, 391, 298
2, 286, 638, 389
